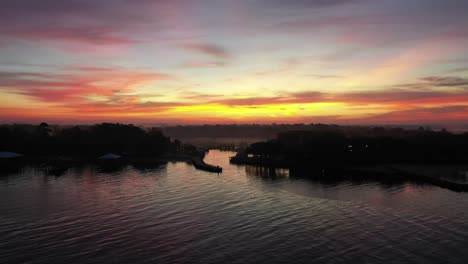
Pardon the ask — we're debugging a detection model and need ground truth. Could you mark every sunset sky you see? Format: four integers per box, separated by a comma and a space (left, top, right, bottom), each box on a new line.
0, 0, 467, 127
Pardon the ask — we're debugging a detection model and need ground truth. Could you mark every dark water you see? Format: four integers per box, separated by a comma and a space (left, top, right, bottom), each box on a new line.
1, 150, 468, 264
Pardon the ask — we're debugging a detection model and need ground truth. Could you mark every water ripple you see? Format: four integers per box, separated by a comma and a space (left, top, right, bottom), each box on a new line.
1, 150, 468, 263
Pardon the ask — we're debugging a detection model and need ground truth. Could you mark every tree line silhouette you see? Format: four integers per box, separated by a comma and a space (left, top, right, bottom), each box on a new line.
0, 123, 183, 157
161, 123, 465, 140
2, 123, 468, 165
242, 126, 468, 168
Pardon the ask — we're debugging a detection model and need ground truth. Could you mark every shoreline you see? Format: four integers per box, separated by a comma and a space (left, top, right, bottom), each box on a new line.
347, 164, 468, 192
0, 153, 223, 174
230, 155, 468, 192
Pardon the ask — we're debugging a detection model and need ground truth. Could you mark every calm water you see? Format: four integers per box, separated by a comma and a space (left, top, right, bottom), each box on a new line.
1, 150, 468, 263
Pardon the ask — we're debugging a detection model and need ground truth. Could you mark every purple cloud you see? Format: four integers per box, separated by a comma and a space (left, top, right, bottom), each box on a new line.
179, 43, 230, 60
420, 76, 468, 87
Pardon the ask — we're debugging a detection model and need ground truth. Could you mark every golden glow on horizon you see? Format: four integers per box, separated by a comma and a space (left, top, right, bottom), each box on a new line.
2, 100, 466, 124
169, 103, 350, 118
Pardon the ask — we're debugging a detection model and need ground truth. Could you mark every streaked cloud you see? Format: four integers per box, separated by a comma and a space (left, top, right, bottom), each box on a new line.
420, 76, 468, 87
0, 67, 174, 104
355, 105, 468, 124
180, 60, 226, 68
262, 0, 362, 9
179, 43, 230, 60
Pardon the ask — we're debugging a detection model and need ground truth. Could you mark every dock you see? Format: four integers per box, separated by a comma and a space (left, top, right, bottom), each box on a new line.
192, 156, 222, 173
348, 164, 468, 192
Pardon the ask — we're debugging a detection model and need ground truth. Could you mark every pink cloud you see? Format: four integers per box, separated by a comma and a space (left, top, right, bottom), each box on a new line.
9, 27, 136, 46
0, 67, 174, 104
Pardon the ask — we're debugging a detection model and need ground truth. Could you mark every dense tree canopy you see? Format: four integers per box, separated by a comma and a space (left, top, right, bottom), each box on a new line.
245, 129, 468, 166
0, 123, 175, 157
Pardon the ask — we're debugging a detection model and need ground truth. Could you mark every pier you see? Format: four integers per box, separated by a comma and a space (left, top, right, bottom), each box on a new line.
191, 156, 222, 173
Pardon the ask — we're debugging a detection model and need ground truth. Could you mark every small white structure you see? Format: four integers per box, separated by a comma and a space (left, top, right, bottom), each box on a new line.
0, 151, 23, 158
98, 153, 122, 159
457, 170, 468, 182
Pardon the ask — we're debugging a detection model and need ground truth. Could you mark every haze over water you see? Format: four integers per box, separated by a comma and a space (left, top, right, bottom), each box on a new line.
1, 150, 468, 263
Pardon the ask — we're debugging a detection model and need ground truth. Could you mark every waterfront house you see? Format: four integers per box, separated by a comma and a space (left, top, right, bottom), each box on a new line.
0, 151, 23, 159
98, 153, 122, 159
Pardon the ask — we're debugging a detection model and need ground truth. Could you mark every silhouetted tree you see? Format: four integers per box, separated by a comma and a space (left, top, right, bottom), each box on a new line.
0, 123, 177, 157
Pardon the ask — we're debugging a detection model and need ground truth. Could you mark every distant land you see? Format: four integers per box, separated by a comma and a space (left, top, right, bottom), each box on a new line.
1, 122, 468, 190
2, 122, 467, 147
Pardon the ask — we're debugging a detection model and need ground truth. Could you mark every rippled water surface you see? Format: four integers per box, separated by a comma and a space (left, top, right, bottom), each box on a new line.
1, 150, 468, 263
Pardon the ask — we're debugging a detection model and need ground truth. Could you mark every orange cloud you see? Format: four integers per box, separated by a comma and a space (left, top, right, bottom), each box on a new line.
1, 67, 468, 126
